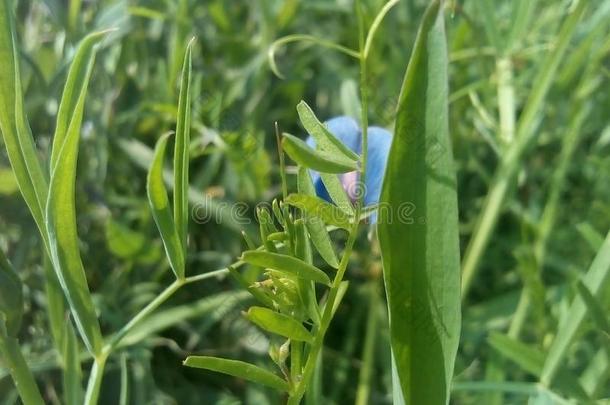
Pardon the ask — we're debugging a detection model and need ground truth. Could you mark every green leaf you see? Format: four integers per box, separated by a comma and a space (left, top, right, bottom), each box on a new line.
245, 306, 313, 342
297, 167, 339, 268
45, 31, 106, 356
62, 320, 84, 405
285, 193, 352, 230
541, 231, 610, 386
147, 133, 185, 279
376, 2, 460, 404
575, 281, 610, 335
282, 133, 358, 174
183, 356, 289, 392
296, 100, 360, 161
50, 31, 110, 171
488, 332, 544, 376
320, 173, 354, 215
0, 0, 48, 242
241, 251, 331, 286
173, 38, 194, 259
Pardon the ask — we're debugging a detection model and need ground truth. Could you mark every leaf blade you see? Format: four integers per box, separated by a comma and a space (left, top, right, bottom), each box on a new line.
376, 2, 461, 403
296, 100, 360, 161
183, 356, 289, 392
147, 133, 185, 279
282, 133, 358, 174
173, 38, 194, 259
45, 31, 106, 356
245, 306, 313, 342
285, 193, 352, 230
241, 251, 331, 286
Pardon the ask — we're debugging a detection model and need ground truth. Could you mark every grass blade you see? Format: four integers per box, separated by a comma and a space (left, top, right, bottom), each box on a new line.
460, 0, 588, 297
241, 251, 331, 286
245, 306, 313, 342
50, 31, 111, 172
296, 101, 360, 161
147, 133, 185, 279
285, 193, 352, 230
282, 133, 359, 173
46, 32, 106, 356
376, 2, 461, 403
183, 356, 289, 392
173, 38, 194, 259
541, 231, 610, 386
0, 0, 48, 241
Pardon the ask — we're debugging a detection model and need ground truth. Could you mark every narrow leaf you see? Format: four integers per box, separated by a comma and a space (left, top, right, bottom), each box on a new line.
183, 356, 289, 392
173, 38, 194, 258
297, 100, 360, 161
0, 0, 48, 240
147, 133, 185, 279
285, 193, 352, 230
320, 172, 354, 215
297, 167, 339, 268
376, 2, 461, 404
575, 281, 610, 334
46, 32, 106, 356
282, 133, 358, 174
241, 251, 331, 286
50, 31, 111, 171
245, 306, 313, 342
541, 231, 610, 386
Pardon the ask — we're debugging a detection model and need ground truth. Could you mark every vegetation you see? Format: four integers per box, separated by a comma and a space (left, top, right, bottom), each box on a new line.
1, 0, 609, 404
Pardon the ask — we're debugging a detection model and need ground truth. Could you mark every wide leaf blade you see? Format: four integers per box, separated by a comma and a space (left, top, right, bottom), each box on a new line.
376, 2, 460, 404
147, 133, 185, 279
183, 356, 289, 392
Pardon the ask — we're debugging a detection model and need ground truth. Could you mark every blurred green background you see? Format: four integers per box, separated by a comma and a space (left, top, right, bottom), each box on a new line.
1, 0, 609, 403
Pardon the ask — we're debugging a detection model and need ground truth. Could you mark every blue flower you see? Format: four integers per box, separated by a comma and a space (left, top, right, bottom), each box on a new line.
306, 116, 392, 221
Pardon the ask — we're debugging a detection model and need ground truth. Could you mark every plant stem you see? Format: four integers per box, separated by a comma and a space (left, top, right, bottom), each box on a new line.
83, 354, 107, 405
288, 219, 360, 404
355, 280, 380, 405
0, 334, 45, 405
81, 265, 232, 404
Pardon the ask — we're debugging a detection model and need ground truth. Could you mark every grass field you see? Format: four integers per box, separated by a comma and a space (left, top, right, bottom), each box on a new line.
1, 0, 609, 404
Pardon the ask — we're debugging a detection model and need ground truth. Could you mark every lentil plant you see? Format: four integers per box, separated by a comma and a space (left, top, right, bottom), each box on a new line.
1, 0, 609, 404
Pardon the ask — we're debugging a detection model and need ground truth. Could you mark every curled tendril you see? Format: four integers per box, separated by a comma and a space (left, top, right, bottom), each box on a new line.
267, 35, 360, 79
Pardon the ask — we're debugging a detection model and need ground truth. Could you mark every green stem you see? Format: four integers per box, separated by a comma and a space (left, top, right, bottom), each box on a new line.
0, 334, 45, 405
83, 354, 107, 405
288, 220, 360, 404
81, 265, 232, 405
355, 280, 380, 405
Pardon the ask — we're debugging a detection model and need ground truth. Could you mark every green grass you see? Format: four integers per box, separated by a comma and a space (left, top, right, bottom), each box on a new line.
1, 0, 609, 404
